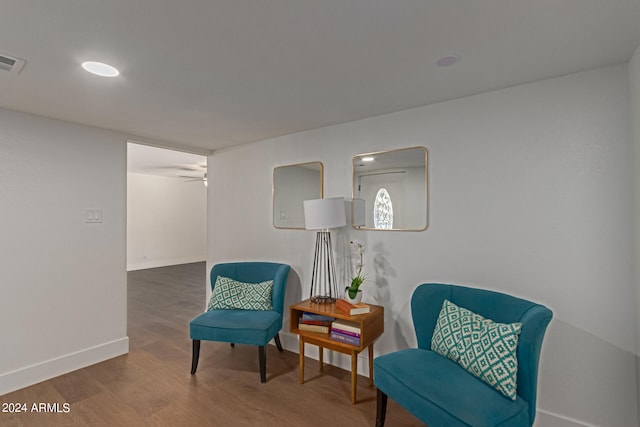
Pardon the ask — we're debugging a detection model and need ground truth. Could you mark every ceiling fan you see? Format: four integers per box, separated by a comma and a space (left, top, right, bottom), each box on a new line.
180, 172, 208, 186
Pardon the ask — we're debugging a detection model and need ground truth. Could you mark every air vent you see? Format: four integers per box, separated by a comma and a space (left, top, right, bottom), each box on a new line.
0, 53, 26, 74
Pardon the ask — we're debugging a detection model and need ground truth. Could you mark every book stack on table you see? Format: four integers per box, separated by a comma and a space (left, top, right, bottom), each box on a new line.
330, 319, 361, 346
298, 312, 335, 333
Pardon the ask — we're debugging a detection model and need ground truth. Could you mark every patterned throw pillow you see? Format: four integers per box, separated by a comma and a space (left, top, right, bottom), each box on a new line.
431, 299, 522, 400
207, 276, 274, 311
431, 299, 475, 363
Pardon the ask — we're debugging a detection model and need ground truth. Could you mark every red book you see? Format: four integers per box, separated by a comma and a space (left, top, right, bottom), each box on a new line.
335, 299, 370, 315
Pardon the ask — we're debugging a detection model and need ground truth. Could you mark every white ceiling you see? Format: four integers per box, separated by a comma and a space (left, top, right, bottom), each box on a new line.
1, 0, 639, 154
127, 143, 206, 178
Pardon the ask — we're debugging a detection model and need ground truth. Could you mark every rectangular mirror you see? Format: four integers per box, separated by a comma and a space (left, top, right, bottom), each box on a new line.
273, 162, 324, 229
352, 147, 428, 231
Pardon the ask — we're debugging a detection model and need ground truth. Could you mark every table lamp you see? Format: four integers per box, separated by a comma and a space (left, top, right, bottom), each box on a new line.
303, 197, 346, 303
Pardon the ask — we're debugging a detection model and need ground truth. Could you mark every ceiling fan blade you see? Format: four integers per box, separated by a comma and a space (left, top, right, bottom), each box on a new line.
179, 174, 206, 183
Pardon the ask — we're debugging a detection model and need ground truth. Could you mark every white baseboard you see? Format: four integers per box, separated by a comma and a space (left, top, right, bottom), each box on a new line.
127, 256, 205, 271
535, 410, 602, 427
0, 337, 129, 396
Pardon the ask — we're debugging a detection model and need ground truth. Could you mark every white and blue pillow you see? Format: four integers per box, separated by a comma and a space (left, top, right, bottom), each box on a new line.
207, 276, 274, 311
431, 299, 522, 400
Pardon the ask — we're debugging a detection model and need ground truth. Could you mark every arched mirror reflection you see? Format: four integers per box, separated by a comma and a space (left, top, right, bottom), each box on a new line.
352, 147, 428, 231
273, 162, 323, 229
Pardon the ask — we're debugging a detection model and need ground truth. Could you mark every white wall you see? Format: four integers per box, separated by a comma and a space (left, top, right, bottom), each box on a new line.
207, 64, 638, 427
127, 173, 206, 270
0, 108, 128, 395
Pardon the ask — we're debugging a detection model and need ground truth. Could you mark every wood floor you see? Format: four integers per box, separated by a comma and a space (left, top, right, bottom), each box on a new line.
1, 262, 422, 426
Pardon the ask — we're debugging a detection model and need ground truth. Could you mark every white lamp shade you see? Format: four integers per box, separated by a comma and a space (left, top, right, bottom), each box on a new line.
303, 197, 347, 230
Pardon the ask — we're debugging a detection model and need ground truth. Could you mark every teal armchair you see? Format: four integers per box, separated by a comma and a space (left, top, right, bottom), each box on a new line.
189, 262, 291, 383
374, 283, 552, 427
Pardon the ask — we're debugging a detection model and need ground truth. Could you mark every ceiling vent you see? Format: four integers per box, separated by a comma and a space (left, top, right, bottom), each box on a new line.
0, 53, 26, 75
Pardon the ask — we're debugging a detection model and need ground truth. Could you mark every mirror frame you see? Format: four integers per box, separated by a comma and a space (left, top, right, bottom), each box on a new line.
273, 161, 324, 229
352, 146, 428, 231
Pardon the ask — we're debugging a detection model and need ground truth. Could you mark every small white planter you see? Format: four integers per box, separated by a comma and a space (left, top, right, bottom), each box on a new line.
344, 289, 363, 304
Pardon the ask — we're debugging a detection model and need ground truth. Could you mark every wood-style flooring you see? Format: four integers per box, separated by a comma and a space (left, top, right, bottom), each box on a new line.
1, 262, 422, 426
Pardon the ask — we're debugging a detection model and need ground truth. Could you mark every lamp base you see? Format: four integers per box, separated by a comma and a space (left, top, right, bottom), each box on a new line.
309, 230, 340, 304
310, 295, 337, 304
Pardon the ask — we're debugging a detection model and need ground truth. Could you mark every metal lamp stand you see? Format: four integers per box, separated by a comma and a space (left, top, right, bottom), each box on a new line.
309, 230, 339, 303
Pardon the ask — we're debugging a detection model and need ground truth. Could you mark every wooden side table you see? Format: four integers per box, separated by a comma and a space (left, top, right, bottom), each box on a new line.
289, 299, 384, 404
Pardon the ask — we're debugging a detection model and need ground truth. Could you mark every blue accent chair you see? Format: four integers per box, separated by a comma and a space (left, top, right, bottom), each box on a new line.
189, 262, 291, 383
374, 283, 552, 427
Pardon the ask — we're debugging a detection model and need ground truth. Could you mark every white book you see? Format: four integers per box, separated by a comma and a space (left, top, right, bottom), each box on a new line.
331, 319, 361, 334
298, 323, 330, 333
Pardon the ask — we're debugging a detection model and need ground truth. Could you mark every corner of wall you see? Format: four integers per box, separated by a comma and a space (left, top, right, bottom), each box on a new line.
628, 42, 640, 426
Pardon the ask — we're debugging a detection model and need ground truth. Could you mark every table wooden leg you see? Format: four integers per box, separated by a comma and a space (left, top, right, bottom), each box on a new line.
368, 343, 374, 386
319, 346, 324, 372
351, 350, 358, 404
299, 339, 305, 384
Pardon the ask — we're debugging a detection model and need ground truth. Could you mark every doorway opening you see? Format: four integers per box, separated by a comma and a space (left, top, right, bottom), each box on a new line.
126, 142, 207, 272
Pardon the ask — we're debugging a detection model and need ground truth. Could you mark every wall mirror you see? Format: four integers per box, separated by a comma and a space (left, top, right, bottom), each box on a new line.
273, 162, 324, 229
352, 147, 428, 231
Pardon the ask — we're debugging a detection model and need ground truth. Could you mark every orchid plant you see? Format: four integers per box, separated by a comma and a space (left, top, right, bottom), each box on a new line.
346, 240, 365, 299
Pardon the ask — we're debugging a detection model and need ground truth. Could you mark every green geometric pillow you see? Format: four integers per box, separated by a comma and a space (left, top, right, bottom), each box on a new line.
431, 299, 522, 400
431, 299, 477, 363
207, 276, 274, 311
459, 318, 522, 400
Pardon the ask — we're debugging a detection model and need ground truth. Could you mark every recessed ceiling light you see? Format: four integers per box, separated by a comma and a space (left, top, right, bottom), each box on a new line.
436, 55, 460, 67
361, 157, 375, 162
81, 61, 120, 77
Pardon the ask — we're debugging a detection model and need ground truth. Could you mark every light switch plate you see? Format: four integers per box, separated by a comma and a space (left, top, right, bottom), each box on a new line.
84, 209, 103, 223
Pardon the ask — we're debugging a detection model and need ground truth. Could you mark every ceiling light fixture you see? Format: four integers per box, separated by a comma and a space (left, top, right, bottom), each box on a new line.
82, 61, 120, 77
361, 157, 375, 162
436, 55, 460, 67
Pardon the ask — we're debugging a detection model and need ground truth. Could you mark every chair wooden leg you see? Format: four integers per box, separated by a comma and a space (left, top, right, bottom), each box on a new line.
259, 346, 266, 383
376, 388, 388, 427
274, 333, 283, 352
191, 340, 201, 375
